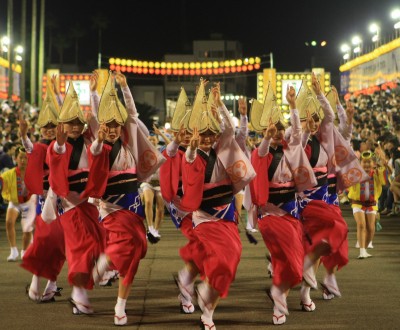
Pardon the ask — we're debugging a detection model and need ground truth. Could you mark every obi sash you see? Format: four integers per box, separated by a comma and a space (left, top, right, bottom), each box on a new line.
102, 191, 144, 218
298, 184, 329, 213
200, 184, 234, 209
280, 199, 299, 219
37, 194, 64, 216
167, 201, 190, 228
327, 175, 339, 206
36, 195, 45, 215
43, 174, 50, 191
268, 186, 296, 205
268, 187, 299, 219
200, 197, 236, 222
68, 171, 89, 193
104, 173, 138, 195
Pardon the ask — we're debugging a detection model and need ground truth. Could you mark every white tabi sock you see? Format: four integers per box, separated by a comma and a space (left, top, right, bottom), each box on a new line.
303, 255, 313, 270
29, 274, 40, 299
115, 297, 127, 316
44, 280, 57, 293
300, 283, 311, 304
178, 268, 195, 296
197, 282, 215, 320
72, 286, 89, 305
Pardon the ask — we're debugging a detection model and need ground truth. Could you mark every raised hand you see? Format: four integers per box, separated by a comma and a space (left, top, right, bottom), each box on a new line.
286, 85, 296, 109
345, 100, 355, 125
56, 124, 68, 146
152, 124, 161, 136
210, 103, 222, 123
331, 85, 340, 105
84, 110, 93, 122
311, 72, 322, 95
97, 123, 109, 143
115, 71, 128, 87
89, 70, 99, 92
19, 113, 29, 139
264, 119, 277, 140
306, 110, 317, 133
211, 82, 223, 106
51, 74, 60, 95
174, 123, 186, 144
238, 97, 248, 116
189, 127, 200, 150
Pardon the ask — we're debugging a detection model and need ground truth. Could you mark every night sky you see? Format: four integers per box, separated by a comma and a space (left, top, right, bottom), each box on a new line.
1, 0, 399, 88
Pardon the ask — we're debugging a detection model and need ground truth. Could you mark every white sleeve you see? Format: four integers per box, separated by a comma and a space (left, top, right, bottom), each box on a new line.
21, 136, 34, 153
53, 142, 66, 154
90, 139, 103, 156
166, 141, 179, 157
185, 147, 197, 163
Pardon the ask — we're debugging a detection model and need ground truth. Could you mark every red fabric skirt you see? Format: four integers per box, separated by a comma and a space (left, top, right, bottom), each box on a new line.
102, 209, 147, 286
60, 202, 104, 289
193, 221, 242, 298
302, 200, 348, 257
178, 214, 203, 272
258, 214, 304, 288
320, 205, 349, 270
180, 214, 194, 241
20, 215, 66, 281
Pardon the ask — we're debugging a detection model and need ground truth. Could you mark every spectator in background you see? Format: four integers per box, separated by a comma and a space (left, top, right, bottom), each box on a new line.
394, 124, 400, 145
348, 148, 390, 257
140, 130, 164, 241
0, 146, 37, 261
389, 149, 400, 215
0, 142, 16, 172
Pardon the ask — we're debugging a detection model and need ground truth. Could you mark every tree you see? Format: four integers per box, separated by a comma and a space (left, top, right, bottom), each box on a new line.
135, 102, 160, 130
45, 15, 58, 65
53, 34, 71, 67
91, 12, 109, 68
70, 23, 85, 66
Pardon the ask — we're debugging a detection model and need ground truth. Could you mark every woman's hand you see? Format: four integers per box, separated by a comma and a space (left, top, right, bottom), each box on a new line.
286, 85, 296, 109
211, 82, 223, 107
189, 127, 199, 150
174, 123, 186, 144
97, 123, 109, 143
56, 124, 68, 146
114, 70, 128, 87
311, 72, 322, 95
263, 119, 277, 140
19, 113, 29, 139
51, 74, 60, 95
238, 97, 248, 116
152, 124, 162, 136
89, 70, 99, 92
345, 100, 355, 125
306, 110, 317, 133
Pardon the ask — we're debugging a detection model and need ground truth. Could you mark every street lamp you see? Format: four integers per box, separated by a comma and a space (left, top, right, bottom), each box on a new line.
304, 40, 327, 68
391, 8, 400, 37
1, 37, 23, 102
352, 35, 363, 56
14, 45, 23, 62
341, 43, 351, 61
1, 36, 10, 58
369, 23, 380, 47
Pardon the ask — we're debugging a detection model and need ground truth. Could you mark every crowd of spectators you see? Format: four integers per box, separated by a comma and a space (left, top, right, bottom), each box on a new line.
1, 86, 400, 215
343, 88, 400, 216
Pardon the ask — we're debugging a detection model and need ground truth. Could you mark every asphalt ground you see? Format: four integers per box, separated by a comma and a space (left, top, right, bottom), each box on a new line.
0, 205, 399, 329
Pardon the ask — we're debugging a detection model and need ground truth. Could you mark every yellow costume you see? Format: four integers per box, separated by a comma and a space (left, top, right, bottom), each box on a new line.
348, 167, 388, 211
1, 168, 21, 204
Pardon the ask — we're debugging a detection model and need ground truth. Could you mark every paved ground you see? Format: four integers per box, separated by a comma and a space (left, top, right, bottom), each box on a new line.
0, 205, 399, 329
